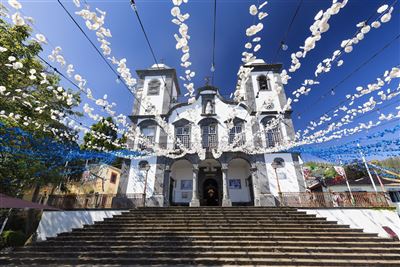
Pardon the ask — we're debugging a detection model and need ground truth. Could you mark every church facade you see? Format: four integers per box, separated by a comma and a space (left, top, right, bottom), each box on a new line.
118, 61, 306, 207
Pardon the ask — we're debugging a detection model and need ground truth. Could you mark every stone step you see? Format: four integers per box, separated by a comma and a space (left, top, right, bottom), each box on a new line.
66, 228, 365, 235
83, 224, 354, 230
119, 211, 312, 216
85, 223, 349, 229
129, 207, 299, 212
2, 256, 400, 266
55, 231, 375, 238
35, 239, 400, 248
104, 217, 332, 222
20, 245, 400, 254
6, 251, 400, 261
118, 212, 311, 217
48, 234, 386, 242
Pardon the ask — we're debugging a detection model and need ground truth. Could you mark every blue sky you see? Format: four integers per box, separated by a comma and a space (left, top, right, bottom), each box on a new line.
9, 0, 400, 160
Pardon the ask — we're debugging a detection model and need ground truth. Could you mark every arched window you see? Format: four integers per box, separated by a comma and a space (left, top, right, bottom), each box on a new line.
262, 116, 282, 148
228, 120, 245, 146
147, 79, 161, 95
272, 157, 285, 168
139, 122, 156, 151
257, 75, 270, 91
138, 160, 150, 170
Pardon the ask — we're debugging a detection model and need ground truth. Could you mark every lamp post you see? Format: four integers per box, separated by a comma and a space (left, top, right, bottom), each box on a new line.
142, 163, 151, 207
271, 162, 282, 205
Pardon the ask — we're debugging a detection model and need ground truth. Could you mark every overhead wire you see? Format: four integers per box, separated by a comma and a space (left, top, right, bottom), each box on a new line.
211, 0, 217, 85
272, 0, 303, 62
56, 0, 134, 96
297, 33, 400, 122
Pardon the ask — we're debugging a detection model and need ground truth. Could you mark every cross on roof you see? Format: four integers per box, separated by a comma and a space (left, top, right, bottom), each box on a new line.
205, 76, 211, 86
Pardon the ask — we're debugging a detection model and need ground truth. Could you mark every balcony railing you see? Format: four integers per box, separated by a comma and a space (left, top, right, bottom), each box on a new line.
37, 192, 393, 210
280, 192, 391, 208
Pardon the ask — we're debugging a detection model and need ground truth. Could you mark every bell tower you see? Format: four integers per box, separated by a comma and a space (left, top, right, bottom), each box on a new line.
132, 64, 181, 116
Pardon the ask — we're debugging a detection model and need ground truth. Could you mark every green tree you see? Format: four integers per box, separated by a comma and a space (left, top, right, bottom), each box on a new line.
0, 17, 81, 197
82, 117, 119, 151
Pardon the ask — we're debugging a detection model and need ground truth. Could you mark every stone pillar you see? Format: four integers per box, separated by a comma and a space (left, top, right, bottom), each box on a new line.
251, 167, 261, 206
190, 165, 200, 207
221, 164, 232, 207
163, 166, 171, 207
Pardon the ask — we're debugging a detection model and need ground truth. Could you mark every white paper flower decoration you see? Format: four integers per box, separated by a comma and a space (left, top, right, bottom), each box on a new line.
11, 12, 25, 26
8, 0, 22, 10
171, 7, 180, 17
73, 0, 80, 8
34, 33, 47, 44
361, 25, 370, 34
249, 5, 258, 16
380, 13, 391, 23
371, 21, 381, 28
344, 46, 353, 53
377, 4, 388, 13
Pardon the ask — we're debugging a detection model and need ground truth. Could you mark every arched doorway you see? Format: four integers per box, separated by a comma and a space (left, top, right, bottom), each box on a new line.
170, 159, 193, 206
203, 178, 219, 206
228, 158, 253, 205
198, 159, 222, 206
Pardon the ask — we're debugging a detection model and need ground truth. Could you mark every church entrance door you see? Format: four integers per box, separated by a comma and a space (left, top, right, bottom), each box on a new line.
198, 159, 222, 206
203, 178, 219, 206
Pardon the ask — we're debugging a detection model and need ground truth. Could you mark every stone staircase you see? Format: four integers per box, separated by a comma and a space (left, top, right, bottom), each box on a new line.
1, 207, 400, 266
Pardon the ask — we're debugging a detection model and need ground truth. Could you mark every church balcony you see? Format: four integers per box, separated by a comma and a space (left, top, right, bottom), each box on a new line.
37, 192, 393, 210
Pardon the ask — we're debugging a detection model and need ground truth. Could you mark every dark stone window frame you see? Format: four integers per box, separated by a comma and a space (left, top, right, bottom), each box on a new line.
257, 74, 272, 91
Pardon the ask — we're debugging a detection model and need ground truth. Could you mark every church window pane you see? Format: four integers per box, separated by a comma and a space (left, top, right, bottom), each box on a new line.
202, 124, 218, 148
175, 125, 190, 149
229, 123, 245, 146
266, 126, 282, 148
140, 126, 156, 150
147, 79, 161, 95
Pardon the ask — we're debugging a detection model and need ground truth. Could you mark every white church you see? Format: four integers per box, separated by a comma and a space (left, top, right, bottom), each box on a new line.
118, 60, 306, 207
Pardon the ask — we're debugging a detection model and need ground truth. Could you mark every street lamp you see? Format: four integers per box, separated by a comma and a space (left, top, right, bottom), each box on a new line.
271, 160, 284, 205
142, 163, 151, 207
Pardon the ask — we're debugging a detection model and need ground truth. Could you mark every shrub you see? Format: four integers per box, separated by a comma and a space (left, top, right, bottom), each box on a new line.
1, 230, 26, 247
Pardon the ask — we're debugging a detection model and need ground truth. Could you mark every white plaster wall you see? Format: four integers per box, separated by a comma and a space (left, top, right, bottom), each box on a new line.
228, 159, 251, 202
251, 71, 282, 111
265, 153, 300, 196
167, 94, 251, 150
36, 210, 127, 241
139, 76, 166, 115
298, 208, 400, 238
126, 156, 157, 196
171, 160, 193, 203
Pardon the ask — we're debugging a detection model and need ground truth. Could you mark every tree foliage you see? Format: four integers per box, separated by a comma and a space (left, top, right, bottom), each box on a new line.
82, 117, 119, 151
0, 18, 81, 197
